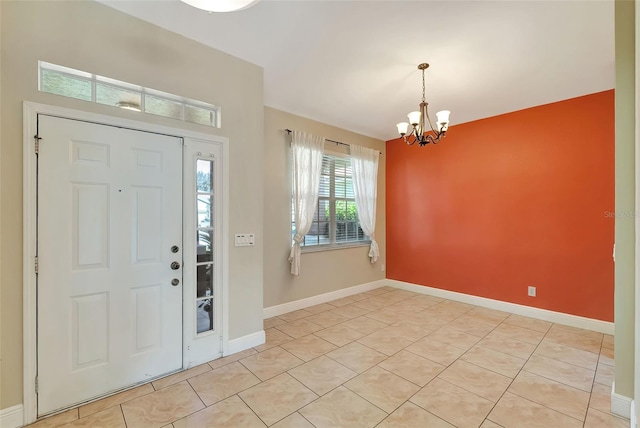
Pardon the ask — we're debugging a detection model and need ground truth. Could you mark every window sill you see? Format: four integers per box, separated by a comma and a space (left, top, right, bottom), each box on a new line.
301, 241, 371, 254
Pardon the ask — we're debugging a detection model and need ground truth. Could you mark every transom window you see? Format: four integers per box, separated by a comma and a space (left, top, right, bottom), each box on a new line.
292, 153, 369, 249
38, 61, 220, 128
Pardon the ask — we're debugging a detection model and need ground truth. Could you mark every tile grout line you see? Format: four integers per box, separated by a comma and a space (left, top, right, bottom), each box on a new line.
476, 323, 551, 427
581, 334, 606, 427
162, 379, 208, 427
233, 393, 271, 427
119, 404, 128, 428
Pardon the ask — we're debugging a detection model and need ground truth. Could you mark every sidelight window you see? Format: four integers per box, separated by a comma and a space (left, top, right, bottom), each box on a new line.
196, 159, 215, 334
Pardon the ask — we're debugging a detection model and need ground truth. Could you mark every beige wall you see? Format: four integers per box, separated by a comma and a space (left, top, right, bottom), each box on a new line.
0, 0, 264, 410
614, 0, 636, 399
263, 107, 386, 309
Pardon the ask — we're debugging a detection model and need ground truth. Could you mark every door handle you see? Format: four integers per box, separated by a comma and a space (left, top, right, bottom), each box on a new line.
171, 261, 181, 270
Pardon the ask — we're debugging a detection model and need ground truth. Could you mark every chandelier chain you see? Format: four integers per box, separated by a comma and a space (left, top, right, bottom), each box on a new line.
421, 68, 426, 103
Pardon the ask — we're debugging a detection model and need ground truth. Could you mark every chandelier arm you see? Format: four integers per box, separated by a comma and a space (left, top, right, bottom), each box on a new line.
403, 135, 416, 146
423, 104, 440, 137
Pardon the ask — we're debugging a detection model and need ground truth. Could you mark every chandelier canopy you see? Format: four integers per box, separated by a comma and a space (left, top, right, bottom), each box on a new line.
396, 63, 450, 147
180, 0, 260, 13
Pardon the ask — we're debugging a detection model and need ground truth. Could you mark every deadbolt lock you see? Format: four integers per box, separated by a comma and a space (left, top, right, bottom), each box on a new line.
171, 245, 179, 253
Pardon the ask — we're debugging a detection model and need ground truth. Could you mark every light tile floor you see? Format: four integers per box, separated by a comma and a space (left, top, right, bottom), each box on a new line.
28, 287, 629, 428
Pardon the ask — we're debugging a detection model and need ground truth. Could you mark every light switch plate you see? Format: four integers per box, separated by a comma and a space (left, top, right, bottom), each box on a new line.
235, 233, 255, 247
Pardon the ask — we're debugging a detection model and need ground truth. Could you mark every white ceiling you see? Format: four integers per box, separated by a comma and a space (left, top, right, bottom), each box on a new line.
100, 0, 615, 140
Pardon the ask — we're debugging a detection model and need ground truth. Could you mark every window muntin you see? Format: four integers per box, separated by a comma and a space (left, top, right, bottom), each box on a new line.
292, 153, 369, 250
38, 61, 220, 128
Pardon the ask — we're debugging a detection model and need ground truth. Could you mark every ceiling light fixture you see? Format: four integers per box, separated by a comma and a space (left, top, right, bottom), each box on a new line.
180, 0, 260, 13
396, 63, 450, 146
116, 101, 141, 112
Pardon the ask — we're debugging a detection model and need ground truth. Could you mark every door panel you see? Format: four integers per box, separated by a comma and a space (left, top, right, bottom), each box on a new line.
37, 115, 183, 415
72, 183, 110, 269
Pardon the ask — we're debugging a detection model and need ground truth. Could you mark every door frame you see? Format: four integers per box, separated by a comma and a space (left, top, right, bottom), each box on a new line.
22, 101, 230, 425
635, 4, 639, 427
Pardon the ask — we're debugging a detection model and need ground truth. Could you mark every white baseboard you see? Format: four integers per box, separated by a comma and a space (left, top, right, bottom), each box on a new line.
0, 404, 24, 428
611, 382, 633, 420
630, 399, 636, 427
225, 330, 265, 356
263, 279, 386, 319
385, 279, 614, 335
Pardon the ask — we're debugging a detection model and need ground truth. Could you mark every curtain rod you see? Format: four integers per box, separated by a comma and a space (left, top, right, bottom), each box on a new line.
285, 129, 381, 154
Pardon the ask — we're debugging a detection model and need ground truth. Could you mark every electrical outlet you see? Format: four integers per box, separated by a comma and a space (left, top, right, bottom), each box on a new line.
528, 286, 536, 297
381, 264, 385, 272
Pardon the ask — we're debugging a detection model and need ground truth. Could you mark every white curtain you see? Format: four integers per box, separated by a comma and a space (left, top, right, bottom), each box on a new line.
351, 144, 380, 263
289, 131, 325, 275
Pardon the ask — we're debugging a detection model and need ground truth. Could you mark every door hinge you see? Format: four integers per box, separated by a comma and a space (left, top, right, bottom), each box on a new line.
34, 135, 42, 154
35, 376, 39, 394
34, 256, 39, 274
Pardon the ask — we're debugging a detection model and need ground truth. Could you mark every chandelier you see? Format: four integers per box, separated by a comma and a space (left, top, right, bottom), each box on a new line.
396, 63, 450, 146
180, 0, 260, 12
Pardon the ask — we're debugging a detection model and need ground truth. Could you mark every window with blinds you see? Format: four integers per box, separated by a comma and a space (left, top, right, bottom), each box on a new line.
292, 153, 369, 249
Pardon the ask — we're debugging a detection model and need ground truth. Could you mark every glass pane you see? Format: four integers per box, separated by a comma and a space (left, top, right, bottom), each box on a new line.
319, 175, 330, 197
96, 74, 141, 91
335, 221, 346, 242
335, 177, 346, 198
318, 199, 330, 222
196, 298, 214, 333
304, 234, 318, 246
41, 61, 92, 78
197, 229, 213, 262
185, 104, 216, 127
145, 94, 182, 119
346, 222, 357, 240
307, 220, 319, 238
197, 160, 214, 192
40, 69, 92, 101
318, 221, 330, 244
346, 201, 358, 221
335, 200, 346, 221
358, 225, 367, 241
346, 178, 354, 198
334, 158, 348, 177
197, 195, 212, 228
96, 82, 141, 110
197, 264, 213, 298
321, 156, 331, 175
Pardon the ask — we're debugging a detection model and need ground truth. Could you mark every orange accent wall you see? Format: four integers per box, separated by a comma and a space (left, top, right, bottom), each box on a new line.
386, 90, 615, 321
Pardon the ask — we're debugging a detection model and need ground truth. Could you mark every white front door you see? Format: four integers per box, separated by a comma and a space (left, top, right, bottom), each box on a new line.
37, 115, 183, 415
